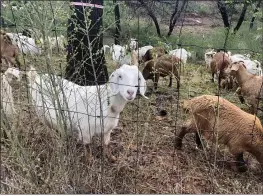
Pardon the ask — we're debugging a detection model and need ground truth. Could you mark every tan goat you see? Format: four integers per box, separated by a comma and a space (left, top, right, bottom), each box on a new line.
210, 52, 231, 88
176, 95, 263, 172
225, 61, 263, 114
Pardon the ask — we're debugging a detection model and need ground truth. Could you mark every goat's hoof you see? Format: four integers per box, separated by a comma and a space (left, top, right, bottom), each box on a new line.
175, 140, 183, 150
237, 165, 248, 173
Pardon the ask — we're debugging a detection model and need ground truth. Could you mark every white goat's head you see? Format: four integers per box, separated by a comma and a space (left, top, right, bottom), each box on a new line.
129, 38, 138, 51
109, 64, 148, 101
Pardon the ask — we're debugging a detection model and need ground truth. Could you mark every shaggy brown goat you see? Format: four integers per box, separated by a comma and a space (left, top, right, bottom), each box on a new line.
142, 55, 181, 90
210, 52, 231, 88
0, 31, 21, 71
176, 95, 263, 172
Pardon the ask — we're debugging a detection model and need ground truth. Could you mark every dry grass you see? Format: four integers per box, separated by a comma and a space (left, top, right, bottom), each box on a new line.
1, 53, 263, 194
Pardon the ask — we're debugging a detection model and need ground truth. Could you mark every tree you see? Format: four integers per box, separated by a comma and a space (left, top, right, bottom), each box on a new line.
113, 0, 121, 45
233, 1, 249, 33
217, 0, 230, 28
65, 0, 109, 86
167, 0, 187, 37
138, 0, 161, 37
250, 0, 262, 29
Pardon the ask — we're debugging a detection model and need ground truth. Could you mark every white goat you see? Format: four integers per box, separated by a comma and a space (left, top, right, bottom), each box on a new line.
1, 67, 20, 121
26, 64, 148, 161
169, 48, 191, 65
6, 33, 41, 55
39, 35, 66, 53
129, 38, 138, 51
110, 44, 127, 62
103, 45, 111, 55
204, 49, 216, 68
135, 45, 153, 62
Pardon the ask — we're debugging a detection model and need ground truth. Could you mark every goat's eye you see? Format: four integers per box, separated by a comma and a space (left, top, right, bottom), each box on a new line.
118, 75, 122, 79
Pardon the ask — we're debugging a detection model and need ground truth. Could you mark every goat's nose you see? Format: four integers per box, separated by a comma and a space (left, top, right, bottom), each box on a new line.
127, 90, 135, 96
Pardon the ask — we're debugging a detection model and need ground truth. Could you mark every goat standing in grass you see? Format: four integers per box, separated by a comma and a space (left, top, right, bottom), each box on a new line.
25, 64, 148, 162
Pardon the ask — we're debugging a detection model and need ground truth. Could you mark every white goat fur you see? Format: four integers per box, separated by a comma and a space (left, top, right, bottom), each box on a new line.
1, 68, 20, 120
135, 45, 153, 61
6, 33, 41, 55
230, 54, 262, 76
26, 65, 148, 145
204, 49, 216, 68
169, 48, 191, 65
110, 44, 127, 62
129, 38, 138, 51
39, 35, 66, 53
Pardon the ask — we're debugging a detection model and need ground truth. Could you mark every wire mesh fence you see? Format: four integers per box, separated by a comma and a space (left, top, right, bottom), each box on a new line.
1, 0, 263, 194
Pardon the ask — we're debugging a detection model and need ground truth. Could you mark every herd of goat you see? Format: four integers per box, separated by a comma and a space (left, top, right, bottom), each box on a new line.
1, 29, 263, 173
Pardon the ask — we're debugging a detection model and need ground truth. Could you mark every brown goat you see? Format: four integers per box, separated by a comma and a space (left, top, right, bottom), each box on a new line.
0, 31, 21, 71
142, 54, 181, 90
225, 61, 263, 114
210, 52, 231, 87
176, 95, 263, 172
142, 47, 168, 62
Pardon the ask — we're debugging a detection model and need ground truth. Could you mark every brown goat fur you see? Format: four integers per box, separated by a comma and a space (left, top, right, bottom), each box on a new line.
142, 47, 168, 62
142, 54, 181, 90
0, 31, 21, 71
176, 95, 263, 172
210, 52, 231, 87
225, 61, 263, 114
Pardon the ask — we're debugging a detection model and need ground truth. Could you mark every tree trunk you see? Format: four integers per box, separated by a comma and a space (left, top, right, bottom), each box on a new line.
233, 1, 248, 33
65, 0, 109, 86
138, 0, 161, 37
217, 0, 230, 28
250, 0, 262, 29
113, 0, 121, 45
167, 0, 187, 37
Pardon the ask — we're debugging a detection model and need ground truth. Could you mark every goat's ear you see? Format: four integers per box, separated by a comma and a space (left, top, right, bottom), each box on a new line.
231, 63, 240, 71
138, 71, 149, 99
109, 71, 119, 95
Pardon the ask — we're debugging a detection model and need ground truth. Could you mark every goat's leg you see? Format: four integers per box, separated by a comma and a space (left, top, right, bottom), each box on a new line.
175, 120, 197, 149
229, 146, 248, 172
103, 130, 116, 163
235, 87, 245, 104
153, 75, 159, 91
195, 132, 203, 149
211, 72, 215, 83
168, 76, 172, 88
79, 133, 93, 163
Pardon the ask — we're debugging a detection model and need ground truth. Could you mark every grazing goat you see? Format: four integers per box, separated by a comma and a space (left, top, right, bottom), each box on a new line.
169, 48, 191, 65
142, 55, 181, 90
142, 47, 168, 62
26, 64, 148, 162
0, 31, 21, 69
225, 61, 263, 114
210, 51, 231, 87
176, 95, 263, 172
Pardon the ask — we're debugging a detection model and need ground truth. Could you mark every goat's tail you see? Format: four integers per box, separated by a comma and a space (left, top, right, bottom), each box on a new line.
26, 66, 38, 84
